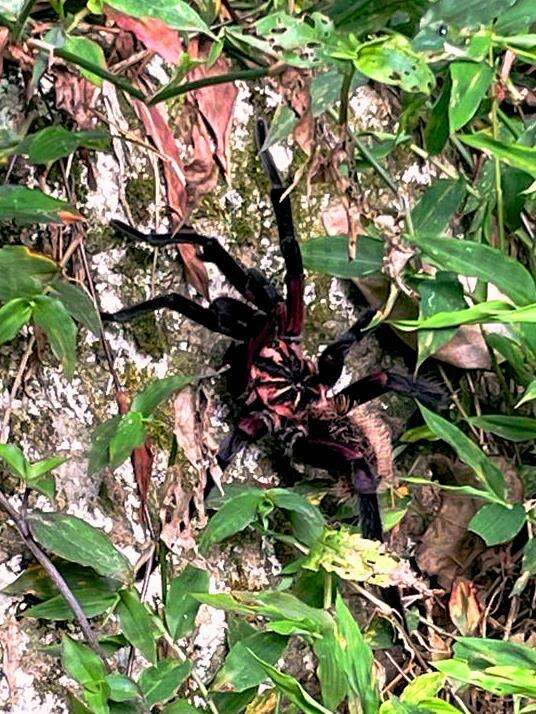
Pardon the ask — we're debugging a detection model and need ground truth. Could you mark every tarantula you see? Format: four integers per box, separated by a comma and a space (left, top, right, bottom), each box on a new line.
102, 119, 442, 544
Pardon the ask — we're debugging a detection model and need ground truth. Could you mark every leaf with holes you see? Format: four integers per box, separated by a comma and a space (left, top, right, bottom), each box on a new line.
28, 511, 131, 582
32, 295, 78, 379
0, 186, 83, 224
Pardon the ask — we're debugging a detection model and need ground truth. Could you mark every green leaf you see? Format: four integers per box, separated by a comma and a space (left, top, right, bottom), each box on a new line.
449, 61, 494, 132
132, 375, 193, 417
412, 179, 466, 234
0, 443, 28, 477
17, 127, 109, 164
516, 378, 536, 407
49, 280, 101, 335
348, 34, 435, 94
301, 235, 383, 279
212, 631, 287, 693
200, 489, 265, 551
522, 538, 536, 575
28, 455, 67, 479
28, 511, 131, 582
459, 132, 536, 177
401, 672, 446, 703
161, 700, 201, 714
117, 588, 158, 664
26, 590, 119, 620
425, 76, 450, 155
64, 35, 107, 86
260, 105, 298, 151
335, 593, 380, 714
416, 272, 466, 368
22, 455, 66, 500
392, 300, 536, 331
266, 488, 325, 546
0, 298, 32, 345
248, 653, 332, 714
468, 503, 526, 545
467, 415, 536, 441
310, 69, 366, 117
0, 185, 82, 224
407, 233, 536, 306
105, 674, 140, 702
139, 659, 192, 707
418, 404, 507, 502
166, 565, 209, 641
455, 636, 536, 670
313, 630, 348, 710
32, 295, 78, 379
88, 415, 122, 476
62, 636, 107, 687
104, 0, 215, 37
109, 412, 147, 469
0, 245, 60, 301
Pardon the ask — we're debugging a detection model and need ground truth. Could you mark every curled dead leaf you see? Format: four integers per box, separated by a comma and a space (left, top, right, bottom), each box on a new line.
449, 577, 482, 635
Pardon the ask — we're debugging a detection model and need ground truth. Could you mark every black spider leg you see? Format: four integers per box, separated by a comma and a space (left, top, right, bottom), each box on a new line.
110, 219, 282, 316
335, 370, 447, 411
317, 308, 376, 387
256, 119, 304, 336
101, 293, 266, 340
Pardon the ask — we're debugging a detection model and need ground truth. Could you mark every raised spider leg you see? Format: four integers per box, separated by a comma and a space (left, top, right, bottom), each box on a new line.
256, 119, 304, 336
110, 219, 282, 316
334, 370, 446, 411
317, 308, 376, 387
101, 293, 266, 339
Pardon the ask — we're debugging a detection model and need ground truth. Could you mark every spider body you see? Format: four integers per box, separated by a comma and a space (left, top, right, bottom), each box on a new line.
103, 119, 443, 545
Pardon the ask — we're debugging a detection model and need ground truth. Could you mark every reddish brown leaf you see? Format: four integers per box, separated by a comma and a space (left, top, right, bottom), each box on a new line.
0, 27, 9, 77
133, 100, 209, 296
449, 578, 482, 635
105, 7, 182, 64
55, 70, 100, 130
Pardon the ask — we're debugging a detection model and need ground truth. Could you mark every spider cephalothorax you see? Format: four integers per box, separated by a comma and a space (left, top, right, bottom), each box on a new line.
102, 119, 443, 544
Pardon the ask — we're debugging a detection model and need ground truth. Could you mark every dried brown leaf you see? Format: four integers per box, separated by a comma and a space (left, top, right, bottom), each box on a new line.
55, 71, 100, 130
449, 577, 482, 635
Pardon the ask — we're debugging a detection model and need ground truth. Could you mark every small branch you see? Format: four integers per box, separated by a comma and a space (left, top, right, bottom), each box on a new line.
149, 64, 286, 105
0, 336, 36, 443
0, 490, 107, 660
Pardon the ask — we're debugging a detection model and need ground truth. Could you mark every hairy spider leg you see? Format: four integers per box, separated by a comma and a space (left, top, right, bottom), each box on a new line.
334, 370, 446, 411
101, 293, 266, 339
256, 119, 304, 337
110, 219, 282, 316
317, 308, 376, 387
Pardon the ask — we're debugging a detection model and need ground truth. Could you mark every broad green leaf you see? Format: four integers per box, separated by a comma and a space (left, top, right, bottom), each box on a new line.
50, 279, 101, 335
0, 185, 82, 224
342, 34, 435, 94
467, 415, 536, 441
418, 404, 507, 501
22, 454, 66, 500
407, 233, 536, 306
66, 694, 94, 714
416, 272, 466, 368
166, 565, 209, 641
109, 412, 147, 469
62, 636, 107, 687
131, 374, 193, 416
212, 631, 287, 693
401, 672, 446, 703
412, 179, 466, 234
459, 132, 536, 177
0, 245, 59, 300
449, 61, 494, 132
32, 295, 78, 379
424, 76, 450, 155
17, 127, 109, 164
117, 588, 158, 664
26, 590, 119, 620
64, 35, 107, 86
2, 561, 120, 599
266, 488, 325, 546
200, 489, 265, 551
88, 415, 122, 476
335, 593, 380, 714
139, 659, 192, 707
249, 653, 332, 714
455, 636, 536, 670
469, 503, 526, 545
0, 443, 27, 478
161, 700, 200, 714
260, 105, 298, 151
310, 69, 366, 117
104, 0, 215, 37
313, 630, 348, 710
105, 674, 139, 702
0, 298, 32, 345
516, 378, 536, 407
28, 511, 131, 582
301, 235, 383, 279
434, 659, 536, 698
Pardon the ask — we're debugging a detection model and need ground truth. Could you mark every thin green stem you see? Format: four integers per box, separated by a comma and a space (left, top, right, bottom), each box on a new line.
323, 571, 333, 610
13, 0, 36, 39
491, 99, 506, 252
338, 65, 354, 126
149, 65, 284, 105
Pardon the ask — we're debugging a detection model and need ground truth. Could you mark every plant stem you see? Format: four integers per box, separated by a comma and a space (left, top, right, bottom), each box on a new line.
0, 491, 107, 660
27, 39, 146, 102
338, 65, 354, 126
491, 98, 506, 252
149, 64, 286, 105
13, 0, 36, 39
